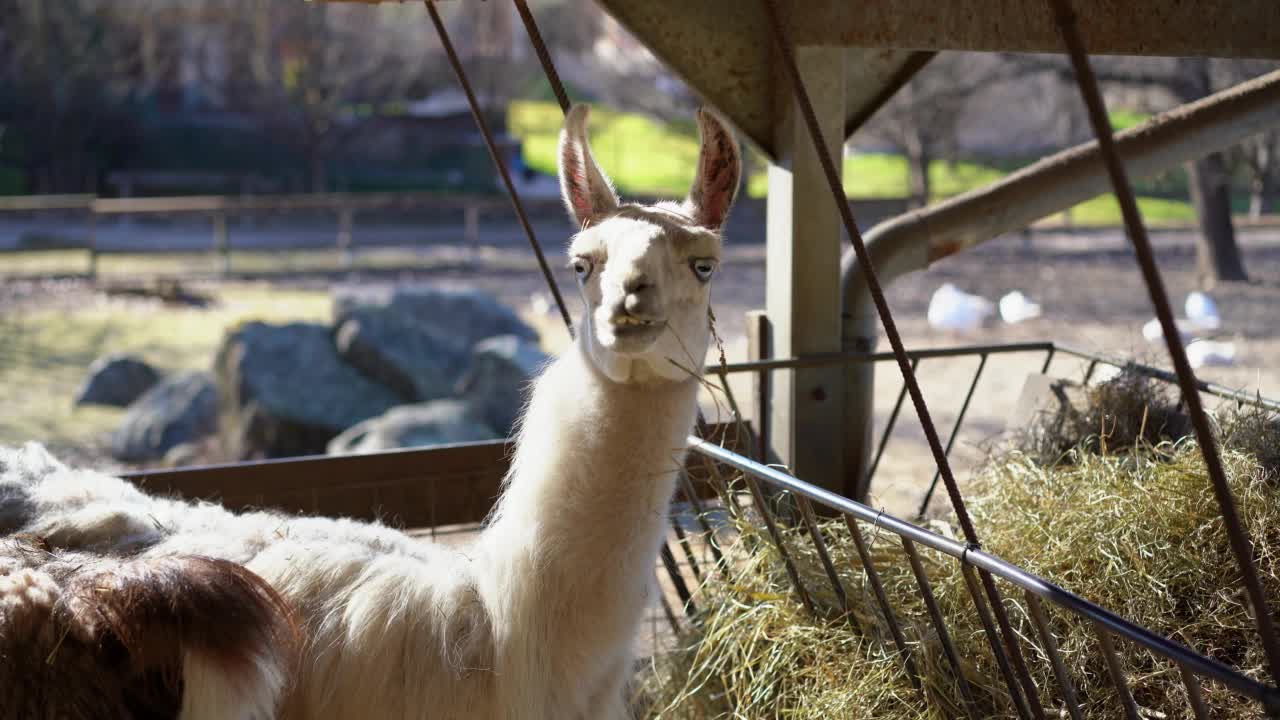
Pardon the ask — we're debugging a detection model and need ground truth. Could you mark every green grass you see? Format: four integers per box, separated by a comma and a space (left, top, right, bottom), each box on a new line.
0, 248, 547, 279
1045, 194, 1197, 227
509, 100, 701, 197
509, 100, 1192, 225
0, 285, 330, 454
1110, 109, 1153, 131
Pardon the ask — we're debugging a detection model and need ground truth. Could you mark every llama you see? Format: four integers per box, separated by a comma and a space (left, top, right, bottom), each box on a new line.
0, 103, 741, 720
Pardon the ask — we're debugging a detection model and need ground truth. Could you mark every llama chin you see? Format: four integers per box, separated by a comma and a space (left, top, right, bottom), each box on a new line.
0, 103, 741, 720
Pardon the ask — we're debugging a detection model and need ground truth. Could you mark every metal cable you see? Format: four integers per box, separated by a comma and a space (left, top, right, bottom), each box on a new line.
424, 0, 574, 333
759, 4, 1047, 715
756, 0, 979, 551
1047, 0, 1280, 685
513, 0, 572, 114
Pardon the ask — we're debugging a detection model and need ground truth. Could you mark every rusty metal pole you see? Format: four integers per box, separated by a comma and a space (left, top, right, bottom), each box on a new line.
843, 69, 1280, 500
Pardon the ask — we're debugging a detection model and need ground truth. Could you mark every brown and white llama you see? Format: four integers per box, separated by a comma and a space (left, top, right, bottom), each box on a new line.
0, 103, 741, 720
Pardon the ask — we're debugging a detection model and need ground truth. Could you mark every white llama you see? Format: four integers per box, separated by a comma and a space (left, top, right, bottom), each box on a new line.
0, 103, 741, 720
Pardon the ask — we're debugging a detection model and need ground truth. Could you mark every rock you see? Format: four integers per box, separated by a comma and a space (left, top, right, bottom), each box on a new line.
333, 284, 537, 349
215, 322, 402, 460
457, 335, 548, 437
110, 371, 218, 462
163, 441, 208, 468
75, 354, 161, 408
333, 307, 469, 402
327, 400, 499, 455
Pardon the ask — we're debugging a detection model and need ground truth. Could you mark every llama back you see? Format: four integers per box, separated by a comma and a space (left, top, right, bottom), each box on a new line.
1, 442, 501, 719
0, 537, 297, 720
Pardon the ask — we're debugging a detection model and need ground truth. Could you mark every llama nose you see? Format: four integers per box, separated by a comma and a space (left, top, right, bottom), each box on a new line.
623, 273, 652, 295
623, 292, 649, 316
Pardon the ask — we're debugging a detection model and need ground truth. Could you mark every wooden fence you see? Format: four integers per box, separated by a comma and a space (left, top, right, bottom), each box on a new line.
0, 191, 568, 277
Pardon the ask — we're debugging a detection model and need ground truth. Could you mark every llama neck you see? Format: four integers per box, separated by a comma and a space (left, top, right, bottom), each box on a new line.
481, 339, 700, 613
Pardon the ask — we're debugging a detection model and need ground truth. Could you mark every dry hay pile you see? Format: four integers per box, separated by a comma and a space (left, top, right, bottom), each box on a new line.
640, 373, 1280, 719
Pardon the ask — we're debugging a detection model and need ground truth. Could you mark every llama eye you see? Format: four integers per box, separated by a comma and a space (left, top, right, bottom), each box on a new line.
690, 258, 717, 282
571, 257, 593, 281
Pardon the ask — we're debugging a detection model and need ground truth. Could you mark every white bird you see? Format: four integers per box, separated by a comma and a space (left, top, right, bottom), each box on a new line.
1185, 291, 1221, 331
928, 283, 994, 332
1187, 339, 1237, 368
999, 290, 1042, 324
1142, 317, 1195, 343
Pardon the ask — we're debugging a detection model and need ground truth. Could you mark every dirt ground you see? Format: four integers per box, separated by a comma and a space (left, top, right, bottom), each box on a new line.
476, 225, 1280, 518
4, 226, 1279, 519
5, 226, 1279, 659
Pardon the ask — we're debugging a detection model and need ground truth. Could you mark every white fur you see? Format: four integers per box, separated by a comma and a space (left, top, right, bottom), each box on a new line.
0, 104, 740, 719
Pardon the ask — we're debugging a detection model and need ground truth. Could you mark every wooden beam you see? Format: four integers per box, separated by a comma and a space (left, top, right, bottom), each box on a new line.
765, 46, 846, 496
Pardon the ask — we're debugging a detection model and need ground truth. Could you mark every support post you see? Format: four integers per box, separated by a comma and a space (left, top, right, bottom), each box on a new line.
213, 211, 230, 276
746, 310, 772, 463
765, 46, 846, 496
464, 204, 480, 261
337, 207, 354, 269
86, 210, 98, 280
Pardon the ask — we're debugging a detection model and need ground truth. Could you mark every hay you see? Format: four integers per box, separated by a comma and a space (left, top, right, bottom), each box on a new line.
1015, 367, 1188, 463
642, 399, 1280, 719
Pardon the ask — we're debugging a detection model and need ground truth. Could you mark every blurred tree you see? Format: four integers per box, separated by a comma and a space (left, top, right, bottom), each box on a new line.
214, 0, 447, 192
857, 53, 1018, 207
1018, 55, 1280, 287
0, 0, 159, 192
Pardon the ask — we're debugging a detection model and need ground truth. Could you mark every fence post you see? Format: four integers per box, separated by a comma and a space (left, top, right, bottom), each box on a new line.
337, 207, 354, 269
746, 309, 772, 463
86, 209, 98, 280
464, 204, 480, 261
213, 211, 230, 276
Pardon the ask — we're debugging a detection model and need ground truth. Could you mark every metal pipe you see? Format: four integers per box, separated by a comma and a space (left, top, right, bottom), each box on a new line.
901, 537, 983, 720
961, 564, 1034, 719
741, 471, 817, 616
424, 0, 574, 333
714, 341, 1054, 375
688, 437, 1280, 709
1025, 590, 1084, 720
796, 497, 854, 627
763, 0, 983, 533
659, 541, 696, 615
846, 515, 921, 691
867, 357, 919, 485
1179, 663, 1211, 720
1047, 0, 1280, 685
918, 353, 989, 517
1095, 623, 1142, 720
842, 68, 1280, 497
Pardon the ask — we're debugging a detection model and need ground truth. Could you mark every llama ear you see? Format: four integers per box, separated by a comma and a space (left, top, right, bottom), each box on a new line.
684, 107, 741, 231
558, 104, 619, 229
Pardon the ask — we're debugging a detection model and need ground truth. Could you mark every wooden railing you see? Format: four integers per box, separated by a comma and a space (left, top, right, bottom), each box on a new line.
0, 190, 567, 277
121, 421, 745, 530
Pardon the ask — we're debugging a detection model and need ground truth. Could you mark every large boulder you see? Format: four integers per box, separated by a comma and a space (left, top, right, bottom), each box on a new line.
333, 307, 469, 402
327, 400, 499, 455
110, 371, 217, 462
75, 354, 160, 408
332, 284, 538, 349
215, 322, 402, 460
457, 335, 548, 437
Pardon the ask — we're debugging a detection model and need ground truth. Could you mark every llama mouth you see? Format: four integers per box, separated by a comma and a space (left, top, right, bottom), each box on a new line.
610, 316, 661, 336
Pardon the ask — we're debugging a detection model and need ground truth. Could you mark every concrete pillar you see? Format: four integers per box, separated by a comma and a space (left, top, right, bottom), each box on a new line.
765, 46, 846, 495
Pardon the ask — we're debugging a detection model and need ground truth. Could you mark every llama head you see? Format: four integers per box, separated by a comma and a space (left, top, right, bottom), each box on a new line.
558, 105, 740, 384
